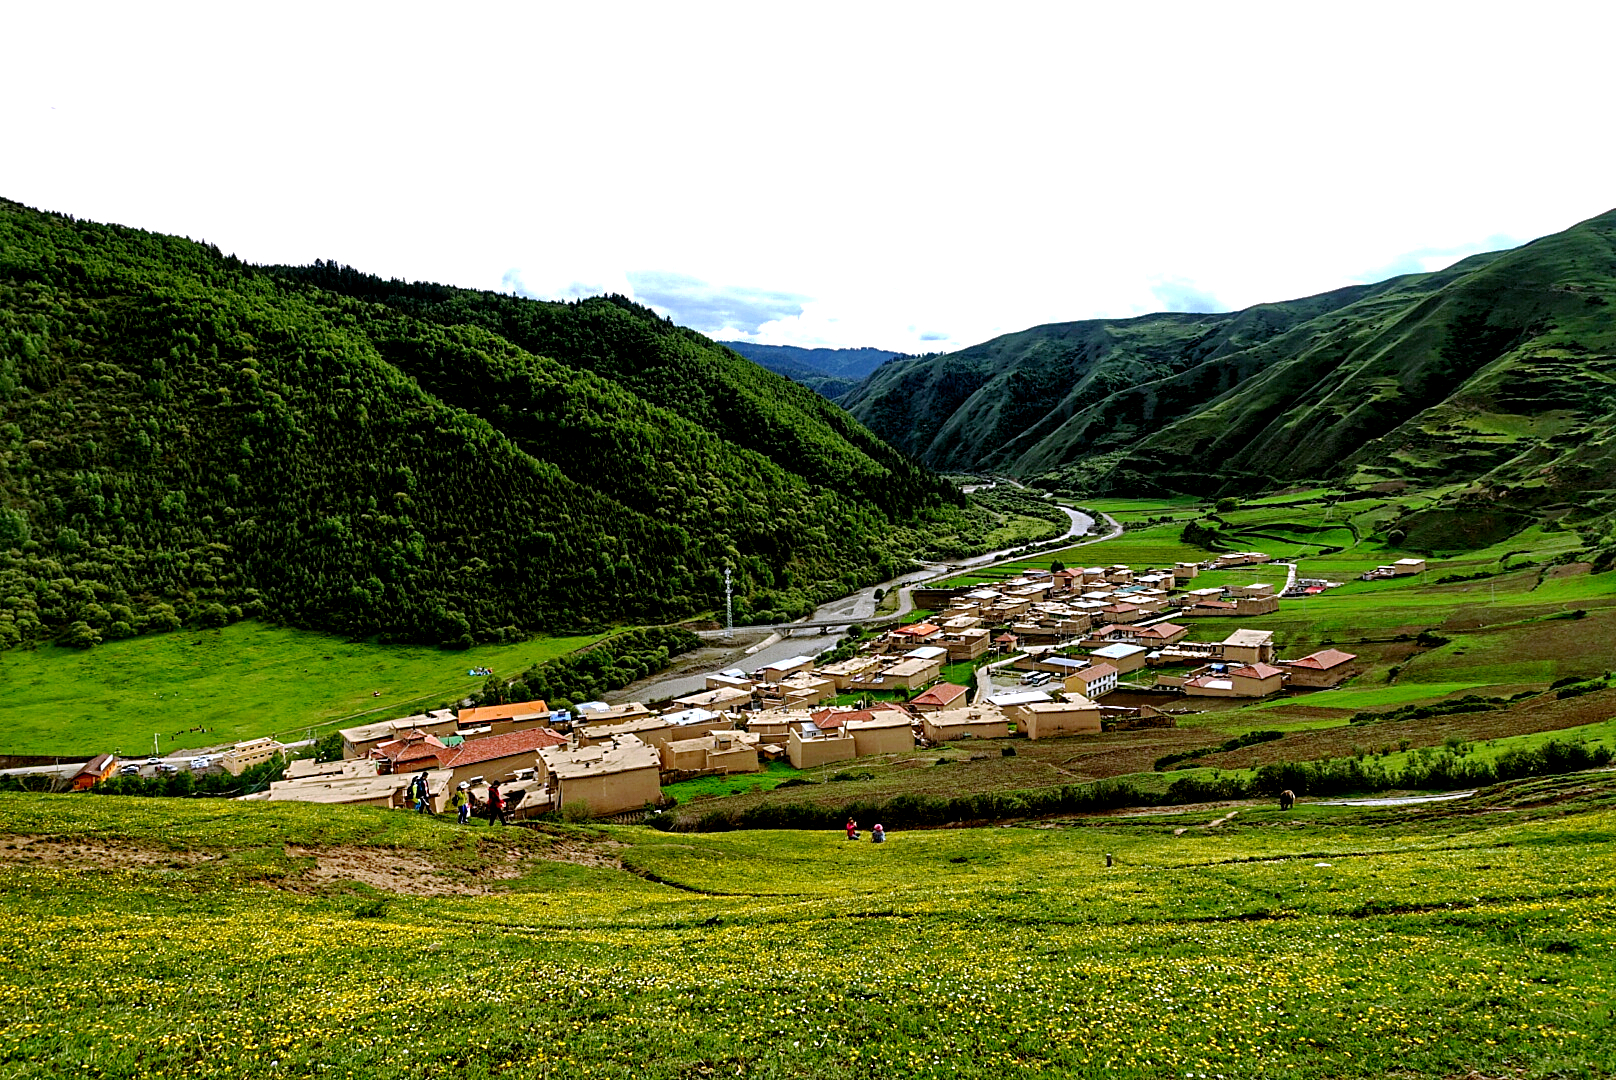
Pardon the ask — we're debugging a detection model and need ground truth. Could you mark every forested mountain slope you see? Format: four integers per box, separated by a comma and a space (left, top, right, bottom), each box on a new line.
0, 201, 959, 649
845, 210, 1616, 531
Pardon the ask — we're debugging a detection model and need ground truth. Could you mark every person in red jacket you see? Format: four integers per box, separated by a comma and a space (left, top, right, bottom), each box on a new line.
487, 781, 507, 826
845, 818, 858, 841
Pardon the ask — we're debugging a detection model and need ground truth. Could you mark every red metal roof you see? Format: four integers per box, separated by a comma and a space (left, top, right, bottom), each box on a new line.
438, 727, 567, 769
457, 699, 551, 725
1229, 663, 1286, 680
1283, 649, 1357, 670
909, 682, 969, 707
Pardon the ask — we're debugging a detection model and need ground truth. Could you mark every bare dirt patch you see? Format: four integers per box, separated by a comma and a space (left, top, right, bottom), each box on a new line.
285, 845, 504, 896
0, 835, 210, 869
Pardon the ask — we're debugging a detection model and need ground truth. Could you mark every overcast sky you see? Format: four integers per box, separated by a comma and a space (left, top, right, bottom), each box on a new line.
5, 2, 1614, 353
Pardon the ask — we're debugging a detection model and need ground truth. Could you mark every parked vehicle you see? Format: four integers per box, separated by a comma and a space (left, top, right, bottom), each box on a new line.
190, 756, 213, 770
118, 764, 141, 776
154, 762, 178, 774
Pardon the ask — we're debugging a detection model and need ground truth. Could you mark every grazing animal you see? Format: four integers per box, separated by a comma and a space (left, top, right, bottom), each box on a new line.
1279, 789, 1295, 811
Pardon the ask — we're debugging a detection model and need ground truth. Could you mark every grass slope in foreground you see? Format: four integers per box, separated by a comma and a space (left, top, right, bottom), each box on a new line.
3, 777, 1614, 1078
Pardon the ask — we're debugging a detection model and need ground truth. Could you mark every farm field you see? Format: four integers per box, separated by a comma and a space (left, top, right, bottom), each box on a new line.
3, 780, 1615, 1079
0, 622, 605, 756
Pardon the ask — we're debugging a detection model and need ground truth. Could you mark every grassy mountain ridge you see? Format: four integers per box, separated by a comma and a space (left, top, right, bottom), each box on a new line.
718, 341, 900, 401
0, 200, 958, 649
845, 209, 1616, 546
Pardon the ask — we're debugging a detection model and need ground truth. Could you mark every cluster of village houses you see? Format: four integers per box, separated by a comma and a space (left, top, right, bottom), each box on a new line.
209, 553, 1366, 820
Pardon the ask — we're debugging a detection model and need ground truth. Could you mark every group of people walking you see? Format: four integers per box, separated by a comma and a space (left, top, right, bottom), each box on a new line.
407, 771, 509, 825
844, 818, 885, 843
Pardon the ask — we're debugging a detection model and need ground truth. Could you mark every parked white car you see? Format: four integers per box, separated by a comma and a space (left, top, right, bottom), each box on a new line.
190, 756, 213, 770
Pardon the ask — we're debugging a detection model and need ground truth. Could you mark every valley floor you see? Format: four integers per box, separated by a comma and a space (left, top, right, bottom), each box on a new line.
3, 777, 1614, 1078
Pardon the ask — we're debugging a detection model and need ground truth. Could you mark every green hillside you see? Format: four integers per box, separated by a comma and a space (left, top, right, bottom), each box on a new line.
844, 209, 1616, 547
0, 200, 959, 650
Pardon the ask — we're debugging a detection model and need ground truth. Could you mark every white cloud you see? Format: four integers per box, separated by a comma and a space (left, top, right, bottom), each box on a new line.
2, 2, 1614, 352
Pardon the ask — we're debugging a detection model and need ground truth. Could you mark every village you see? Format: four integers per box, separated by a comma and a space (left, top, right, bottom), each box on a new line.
82, 549, 1417, 820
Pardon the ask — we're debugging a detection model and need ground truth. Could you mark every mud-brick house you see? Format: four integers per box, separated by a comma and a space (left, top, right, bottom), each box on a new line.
1089, 642, 1148, 675
538, 736, 663, 816
1012, 697, 1102, 740
1277, 648, 1358, 688
1219, 629, 1275, 665
660, 730, 762, 774
787, 725, 857, 769
921, 705, 1012, 742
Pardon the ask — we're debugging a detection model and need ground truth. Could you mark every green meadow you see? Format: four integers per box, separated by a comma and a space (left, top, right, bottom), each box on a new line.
0, 622, 605, 755
2, 779, 1614, 1079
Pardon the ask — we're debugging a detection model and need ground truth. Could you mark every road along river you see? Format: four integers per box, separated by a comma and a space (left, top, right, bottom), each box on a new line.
625, 503, 1111, 704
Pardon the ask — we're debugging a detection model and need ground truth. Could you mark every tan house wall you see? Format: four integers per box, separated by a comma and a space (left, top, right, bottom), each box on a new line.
1019, 704, 1102, 740
706, 744, 762, 773
1278, 664, 1350, 689
787, 731, 858, 769
1230, 672, 1284, 698
847, 721, 914, 757
556, 765, 662, 817
922, 716, 1011, 742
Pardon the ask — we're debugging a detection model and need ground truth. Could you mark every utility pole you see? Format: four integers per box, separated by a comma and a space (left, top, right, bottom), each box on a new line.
724, 567, 734, 640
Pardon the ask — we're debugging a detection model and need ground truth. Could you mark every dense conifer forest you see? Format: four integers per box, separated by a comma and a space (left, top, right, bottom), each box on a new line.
0, 201, 964, 650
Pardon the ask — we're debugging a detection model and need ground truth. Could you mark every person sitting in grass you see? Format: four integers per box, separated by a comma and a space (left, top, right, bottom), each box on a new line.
845, 818, 858, 841
872, 823, 885, 844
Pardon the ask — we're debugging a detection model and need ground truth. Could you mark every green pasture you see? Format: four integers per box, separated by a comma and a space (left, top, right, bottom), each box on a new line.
3, 782, 1615, 1078
661, 760, 801, 802
0, 621, 605, 755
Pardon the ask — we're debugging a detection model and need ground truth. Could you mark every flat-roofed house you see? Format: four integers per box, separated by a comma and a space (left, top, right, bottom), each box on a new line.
759, 655, 817, 682
755, 672, 836, 710
1393, 558, 1426, 576
844, 712, 915, 756
340, 710, 459, 760
1090, 642, 1148, 675
1015, 697, 1102, 740
909, 682, 970, 712
1220, 628, 1275, 665
222, 737, 291, 776
660, 730, 762, 774
704, 671, 755, 692
574, 702, 656, 727
1234, 582, 1275, 599
922, 705, 1012, 742
266, 767, 452, 810
1277, 648, 1359, 688
787, 725, 858, 768
539, 736, 663, 816
940, 627, 990, 661
817, 655, 884, 690
670, 686, 755, 713
1173, 562, 1200, 582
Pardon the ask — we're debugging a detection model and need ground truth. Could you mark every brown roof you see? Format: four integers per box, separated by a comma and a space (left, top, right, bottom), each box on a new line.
994, 632, 1018, 643
1075, 663, 1118, 681
439, 727, 568, 769
372, 731, 449, 764
1283, 649, 1358, 670
457, 699, 550, 725
1136, 622, 1186, 639
1230, 663, 1286, 680
909, 683, 969, 707
894, 622, 941, 637
1193, 600, 1237, 610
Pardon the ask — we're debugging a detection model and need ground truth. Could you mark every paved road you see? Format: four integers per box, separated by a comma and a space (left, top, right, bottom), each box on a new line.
638, 499, 1126, 703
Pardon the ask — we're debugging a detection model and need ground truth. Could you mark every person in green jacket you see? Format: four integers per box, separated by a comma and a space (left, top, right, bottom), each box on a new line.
452, 782, 471, 824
